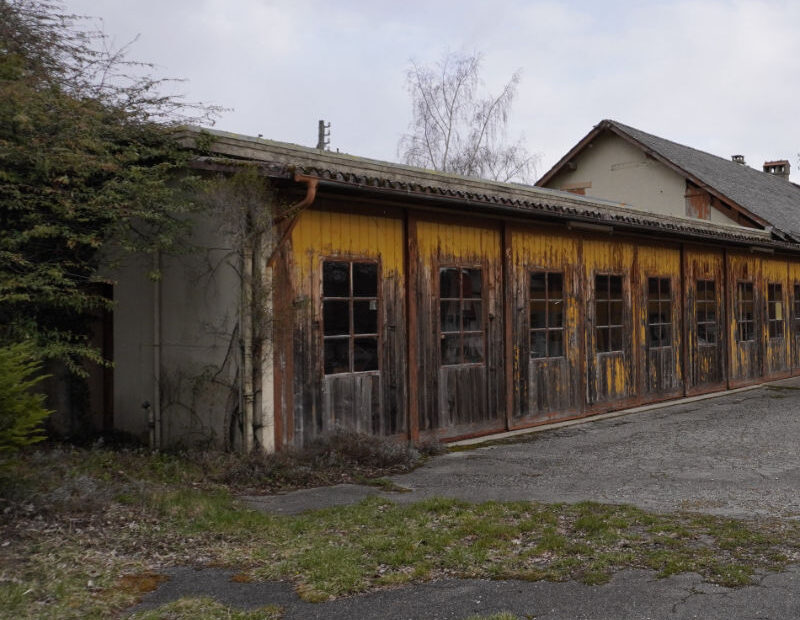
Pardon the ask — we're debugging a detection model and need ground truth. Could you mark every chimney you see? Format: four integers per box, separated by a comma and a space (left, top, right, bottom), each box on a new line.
731, 154, 746, 165
763, 160, 790, 181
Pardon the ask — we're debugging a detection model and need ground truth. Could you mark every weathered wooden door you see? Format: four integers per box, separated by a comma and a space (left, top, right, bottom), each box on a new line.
509, 226, 581, 424
286, 207, 407, 446
638, 245, 683, 397
762, 258, 789, 378
414, 218, 504, 439
584, 239, 635, 408
789, 262, 800, 373
727, 253, 762, 386
684, 248, 726, 394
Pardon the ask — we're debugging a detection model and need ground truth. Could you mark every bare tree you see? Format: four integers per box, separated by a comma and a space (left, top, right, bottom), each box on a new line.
399, 51, 537, 183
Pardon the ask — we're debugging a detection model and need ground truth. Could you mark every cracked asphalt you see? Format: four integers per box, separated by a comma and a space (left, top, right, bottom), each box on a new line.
135, 379, 800, 618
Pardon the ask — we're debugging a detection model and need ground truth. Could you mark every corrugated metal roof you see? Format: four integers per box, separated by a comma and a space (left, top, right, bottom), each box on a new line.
603, 120, 800, 240
180, 127, 794, 249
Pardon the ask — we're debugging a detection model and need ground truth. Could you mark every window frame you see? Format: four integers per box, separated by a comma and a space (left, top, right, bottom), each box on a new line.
594, 273, 625, 354
321, 259, 381, 375
646, 276, 672, 350
767, 282, 784, 340
695, 279, 717, 347
735, 280, 755, 343
529, 270, 565, 360
439, 264, 485, 367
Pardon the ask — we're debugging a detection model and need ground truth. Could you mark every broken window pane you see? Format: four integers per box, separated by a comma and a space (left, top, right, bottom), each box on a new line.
353, 300, 377, 334
353, 263, 378, 297
596, 327, 609, 352
323, 261, 349, 297
353, 337, 379, 372
323, 300, 349, 336
324, 338, 349, 374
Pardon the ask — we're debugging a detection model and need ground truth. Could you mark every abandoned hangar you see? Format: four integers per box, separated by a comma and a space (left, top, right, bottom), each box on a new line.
110, 121, 800, 452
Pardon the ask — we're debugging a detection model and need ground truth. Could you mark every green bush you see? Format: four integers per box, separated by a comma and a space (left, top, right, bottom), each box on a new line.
0, 342, 52, 453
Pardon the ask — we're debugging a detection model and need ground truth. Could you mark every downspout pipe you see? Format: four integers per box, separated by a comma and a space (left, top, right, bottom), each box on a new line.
245, 172, 317, 453
151, 250, 162, 450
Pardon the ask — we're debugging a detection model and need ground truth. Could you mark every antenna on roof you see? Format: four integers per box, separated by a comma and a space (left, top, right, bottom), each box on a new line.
317, 120, 330, 150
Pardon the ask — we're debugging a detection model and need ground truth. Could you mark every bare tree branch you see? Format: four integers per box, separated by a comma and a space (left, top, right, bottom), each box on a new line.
399, 51, 538, 183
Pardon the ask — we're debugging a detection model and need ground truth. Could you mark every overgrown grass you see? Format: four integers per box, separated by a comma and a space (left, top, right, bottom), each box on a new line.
129, 597, 282, 619
2, 443, 800, 618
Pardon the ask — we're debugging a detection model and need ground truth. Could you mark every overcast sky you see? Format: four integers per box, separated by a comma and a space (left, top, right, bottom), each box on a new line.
62, 0, 800, 181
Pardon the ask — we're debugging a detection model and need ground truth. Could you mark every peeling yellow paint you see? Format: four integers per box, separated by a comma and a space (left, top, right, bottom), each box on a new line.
291, 209, 405, 281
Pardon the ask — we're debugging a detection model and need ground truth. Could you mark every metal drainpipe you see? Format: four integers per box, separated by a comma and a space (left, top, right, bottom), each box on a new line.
242, 240, 254, 453
152, 249, 162, 450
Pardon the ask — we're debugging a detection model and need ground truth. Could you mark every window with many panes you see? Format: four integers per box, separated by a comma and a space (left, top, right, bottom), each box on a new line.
322, 261, 379, 375
595, 274, 624, 353
794, 284, 800, 336
767, 283, 784, 339
529, 271, 564, 359
440, 267, 484, 365
647, 277, 672, 348
696, 279, 717, 346
736, 281, 755, 342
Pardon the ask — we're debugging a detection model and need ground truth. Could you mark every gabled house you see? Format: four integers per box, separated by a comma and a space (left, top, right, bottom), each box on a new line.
536, 119, 800, 241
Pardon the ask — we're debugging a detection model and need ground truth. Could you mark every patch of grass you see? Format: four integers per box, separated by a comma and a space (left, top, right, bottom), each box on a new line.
4, 444, 800, 617
129, 597, 282, 620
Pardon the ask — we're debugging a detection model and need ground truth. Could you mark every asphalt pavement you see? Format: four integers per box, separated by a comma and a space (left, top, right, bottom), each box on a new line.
133, 378, 800, 618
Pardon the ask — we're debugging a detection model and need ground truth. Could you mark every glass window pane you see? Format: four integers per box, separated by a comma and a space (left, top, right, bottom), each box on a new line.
609, 275, 623, 298
548, 273, 563, 299
440, 268, 460, 298
661, 325, 671, 346
706, 325, 716, 345
610, 327, 623, 352
648, 277, 659, 298
706, 280, 715, 299
463, 333, 484, 363
324, 338, 350, 374
548, 330, 564, 357
441, 333, 461, 365
353, 337, 378, 372
353, 300, 377, 334
548, 300, 563, 328
697, 323, 708, 345
596, 300, 609, 327
464, 269, 482, 298
323, 300, 349, 336
706, 305, 716, 323
530, 300, 547, 329
531, 330, 547, 358
609, 301, 623, 325
462, 300, 482, 331
596, 327, 609, 352
660, 278, 671, 298
595, 275, 609, 301
323, 261, 349, 297
774, 301, 784, 321
530, 272, 546, 300
440, 300, 461, 332
647, 300, 660, 325
353, 263, 378, 297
